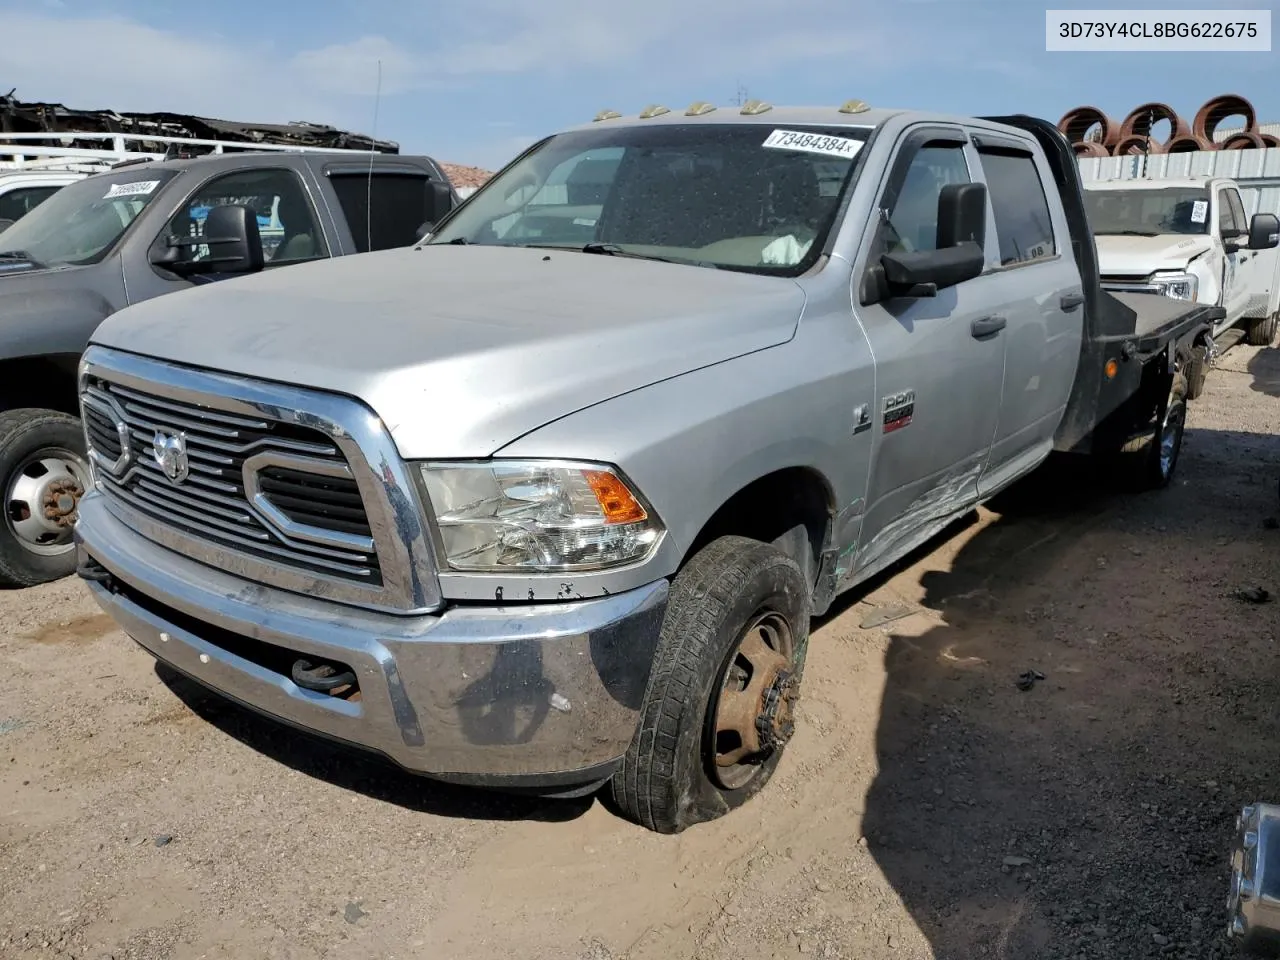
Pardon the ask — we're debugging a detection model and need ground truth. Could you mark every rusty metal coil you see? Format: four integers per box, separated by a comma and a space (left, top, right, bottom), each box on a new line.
1113, 135, 1166, 156
1221, 131, 1267, 151
1118, 102, 1191, 145
1193, 94, 1257, 142
1072, 140, 1110, 158
1165, 134, 1215, 153
1058, 106, 1120, 148
1260, 134, 1280, 149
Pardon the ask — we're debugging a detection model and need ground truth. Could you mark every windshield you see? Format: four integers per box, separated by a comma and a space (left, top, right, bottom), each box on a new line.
427, 122, 871, 276
1082, 186, 1211, 237
0, 168, 179, 267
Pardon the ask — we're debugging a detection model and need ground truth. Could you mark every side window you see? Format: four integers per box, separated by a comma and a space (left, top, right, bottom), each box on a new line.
329, 173, 440, 252
878, 142, 971, 255
977, 147, 1056, 266
0, 185, 62, 222
166, 168, 326, 266
1226, 189, 1249, 236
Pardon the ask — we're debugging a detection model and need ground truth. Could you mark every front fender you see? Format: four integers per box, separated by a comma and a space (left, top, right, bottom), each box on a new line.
0, 278, 118, 362
495, 339, 870, 585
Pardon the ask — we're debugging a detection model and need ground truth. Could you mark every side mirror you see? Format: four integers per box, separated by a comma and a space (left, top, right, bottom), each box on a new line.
881, 242, 986, 296
869, 182, 988, 300
414, 221, 434, 243
1248, 212, 1280, 251
151, 203, 264, 276
428, 180, 455, 224
936, 181, 987, 249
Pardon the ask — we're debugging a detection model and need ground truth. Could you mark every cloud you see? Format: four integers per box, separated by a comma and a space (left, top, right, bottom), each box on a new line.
290, 35, 425, 97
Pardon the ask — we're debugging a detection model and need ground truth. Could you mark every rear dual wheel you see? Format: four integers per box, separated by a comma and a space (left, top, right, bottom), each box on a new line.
608, 535, 811, 834
1116, 372, 1188, 491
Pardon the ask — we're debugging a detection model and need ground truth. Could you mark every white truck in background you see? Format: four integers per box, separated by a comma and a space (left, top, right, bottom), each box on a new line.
0, 170, 85, 232
1079, 151, 1280, 399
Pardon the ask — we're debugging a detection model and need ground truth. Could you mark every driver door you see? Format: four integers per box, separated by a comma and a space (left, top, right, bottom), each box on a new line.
852, 127, 1006, 577
127, 166, 331, 304
1219, 186, 1251, 324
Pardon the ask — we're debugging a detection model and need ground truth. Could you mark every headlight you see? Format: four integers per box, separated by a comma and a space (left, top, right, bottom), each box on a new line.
420, 460, 663, 573
1149, 271, 1198, 302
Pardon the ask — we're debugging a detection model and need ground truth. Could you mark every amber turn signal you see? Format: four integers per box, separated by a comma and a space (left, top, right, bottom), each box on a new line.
585, 470, 648, 524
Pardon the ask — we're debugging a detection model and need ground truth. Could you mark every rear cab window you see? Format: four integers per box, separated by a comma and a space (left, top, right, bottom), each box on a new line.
329, 171, 445, 252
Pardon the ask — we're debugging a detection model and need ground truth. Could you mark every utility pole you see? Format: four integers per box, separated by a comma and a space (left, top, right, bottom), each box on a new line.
733, 82, 748, 107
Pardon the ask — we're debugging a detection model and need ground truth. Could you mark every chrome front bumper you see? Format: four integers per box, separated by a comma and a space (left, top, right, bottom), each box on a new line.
1229, 802, 1280, 952
74, 492, 668, 789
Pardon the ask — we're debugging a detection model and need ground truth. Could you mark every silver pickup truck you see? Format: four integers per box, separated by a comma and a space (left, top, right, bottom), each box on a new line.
72, 103, 1231, 834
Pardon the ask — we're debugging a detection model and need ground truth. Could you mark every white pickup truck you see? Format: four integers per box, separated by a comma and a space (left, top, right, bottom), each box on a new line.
1082, 176, 1280, 396
0, 170, 84, 232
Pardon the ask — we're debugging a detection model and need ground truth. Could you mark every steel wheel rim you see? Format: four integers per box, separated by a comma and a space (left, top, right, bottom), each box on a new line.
4, 447, 91, 557
1159, 402, 1184, 479
708, 608, 797, 790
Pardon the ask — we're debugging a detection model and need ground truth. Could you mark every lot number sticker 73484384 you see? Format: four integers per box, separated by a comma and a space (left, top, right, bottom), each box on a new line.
762, 129, 864, 159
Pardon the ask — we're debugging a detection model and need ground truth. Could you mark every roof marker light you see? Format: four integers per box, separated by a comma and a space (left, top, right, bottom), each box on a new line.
685, 101, 717, 116
740, 99, 773, 116
593, 109, 622, 122
639, 104, 671, 119
838, 99, 871, 115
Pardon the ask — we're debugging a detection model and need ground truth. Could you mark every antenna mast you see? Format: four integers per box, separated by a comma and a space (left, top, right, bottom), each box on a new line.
365, 59, 382, 252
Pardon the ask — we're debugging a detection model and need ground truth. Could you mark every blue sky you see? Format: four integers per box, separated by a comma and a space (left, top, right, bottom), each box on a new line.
3, 0, 1276, 170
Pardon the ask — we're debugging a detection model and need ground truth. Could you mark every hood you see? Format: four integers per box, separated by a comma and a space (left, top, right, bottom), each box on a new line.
91, 245, 807, 458
1095, 234, 1215, 277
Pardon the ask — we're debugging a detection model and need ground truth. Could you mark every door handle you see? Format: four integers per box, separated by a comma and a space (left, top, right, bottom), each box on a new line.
971, 315, 1007, 339
1060, 292, 1085, 311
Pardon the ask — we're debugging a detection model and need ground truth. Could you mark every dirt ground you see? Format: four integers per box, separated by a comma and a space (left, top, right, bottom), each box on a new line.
4, 341, 1280, 960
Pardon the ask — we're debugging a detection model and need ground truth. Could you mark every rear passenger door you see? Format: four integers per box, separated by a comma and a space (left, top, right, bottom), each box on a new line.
971, 131, 1084, 497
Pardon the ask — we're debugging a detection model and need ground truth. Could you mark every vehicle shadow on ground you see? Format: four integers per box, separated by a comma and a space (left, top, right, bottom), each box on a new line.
155, 663, 596, 824
1248, 345, 1280, 398
856, 426, 1280, 958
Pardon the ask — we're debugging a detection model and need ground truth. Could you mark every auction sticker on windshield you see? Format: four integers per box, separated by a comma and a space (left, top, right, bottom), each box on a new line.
1191, 200, 1208, 224
104, 180, 160, 199
762, 130, 864, 159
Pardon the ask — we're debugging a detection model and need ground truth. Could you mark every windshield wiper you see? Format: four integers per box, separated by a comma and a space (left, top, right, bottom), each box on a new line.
580, 242, 718, 269
0, 250, 44, 268
1096, 229, 1159, 237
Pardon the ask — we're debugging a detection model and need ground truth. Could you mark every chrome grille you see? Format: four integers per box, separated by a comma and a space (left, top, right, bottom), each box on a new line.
82, 374, 381, 584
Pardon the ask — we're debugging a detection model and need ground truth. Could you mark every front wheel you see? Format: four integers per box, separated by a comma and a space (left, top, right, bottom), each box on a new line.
607, 535, 812, 834
0, 409, 92, 588
1246, 313, 1279, 347
1184, 344, 1210, 401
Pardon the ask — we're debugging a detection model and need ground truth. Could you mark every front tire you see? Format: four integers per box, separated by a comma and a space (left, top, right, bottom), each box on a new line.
1184, 344, 1209, 401
0, 409, 91, 588
1246, 313, 1278, 347
608, 535, 811, 834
